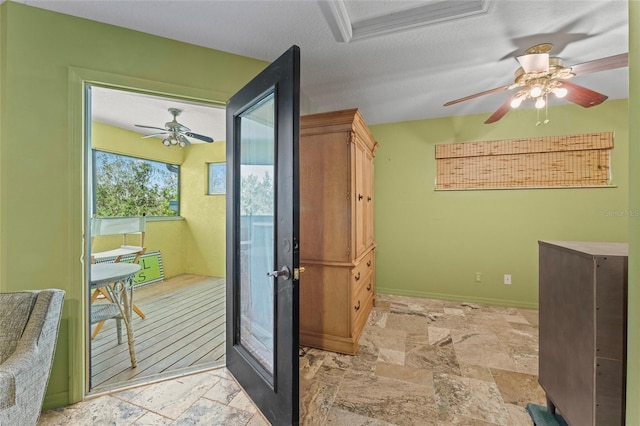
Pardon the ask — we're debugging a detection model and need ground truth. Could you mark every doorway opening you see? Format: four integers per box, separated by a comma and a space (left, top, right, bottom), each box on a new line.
86, 85, 227, 393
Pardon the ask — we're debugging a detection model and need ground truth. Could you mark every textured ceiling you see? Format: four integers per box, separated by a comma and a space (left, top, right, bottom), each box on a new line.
15, 0, 629, 140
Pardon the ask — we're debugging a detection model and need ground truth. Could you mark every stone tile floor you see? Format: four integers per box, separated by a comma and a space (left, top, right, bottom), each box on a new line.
39, 294, 543, 425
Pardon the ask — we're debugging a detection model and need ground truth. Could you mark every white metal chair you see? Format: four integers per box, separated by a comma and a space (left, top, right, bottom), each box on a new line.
90, 215, 146, 339
91, 216, 146, 264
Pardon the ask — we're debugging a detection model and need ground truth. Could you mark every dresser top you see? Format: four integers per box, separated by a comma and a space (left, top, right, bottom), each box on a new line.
539, 240, 628, 257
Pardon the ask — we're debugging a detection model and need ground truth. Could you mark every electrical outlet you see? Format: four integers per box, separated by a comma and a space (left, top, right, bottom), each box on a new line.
504, 274, 512, 285
475, 272, 482, 283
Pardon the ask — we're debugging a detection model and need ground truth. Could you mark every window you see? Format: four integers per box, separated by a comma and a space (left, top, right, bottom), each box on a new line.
435, 132, 613, 190
207, 162, 226, 195
93, 150, 180, 217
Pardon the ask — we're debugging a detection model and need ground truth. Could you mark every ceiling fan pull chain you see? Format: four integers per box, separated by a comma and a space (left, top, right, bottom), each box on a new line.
543, 94, 550, 124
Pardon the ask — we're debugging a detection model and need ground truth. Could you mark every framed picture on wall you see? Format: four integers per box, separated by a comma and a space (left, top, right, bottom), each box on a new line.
207, 162, 226, 195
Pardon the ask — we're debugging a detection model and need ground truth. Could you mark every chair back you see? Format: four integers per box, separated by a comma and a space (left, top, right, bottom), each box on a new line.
92, 216, 145, 237
91, 216, 146, 262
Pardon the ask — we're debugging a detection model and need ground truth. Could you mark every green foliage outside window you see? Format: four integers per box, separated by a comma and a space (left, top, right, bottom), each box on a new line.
94, 151, 179, 217
240, 171, 273, 217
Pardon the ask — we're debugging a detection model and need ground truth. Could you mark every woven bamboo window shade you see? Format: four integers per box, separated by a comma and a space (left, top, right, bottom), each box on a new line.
435, 132, 613, 190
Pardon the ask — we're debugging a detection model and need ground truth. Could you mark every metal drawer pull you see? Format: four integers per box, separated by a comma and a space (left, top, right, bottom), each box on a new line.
355, 272, 361, 281
367, 260, 371, 267
367, 283, 372, 291
358, 194, 363, 200
354, 300, 361, 311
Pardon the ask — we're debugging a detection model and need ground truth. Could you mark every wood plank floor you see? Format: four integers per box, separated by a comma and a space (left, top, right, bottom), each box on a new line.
90, 274, 225, 391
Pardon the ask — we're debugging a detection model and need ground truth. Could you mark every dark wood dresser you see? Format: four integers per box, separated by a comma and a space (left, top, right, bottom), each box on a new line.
538, 240, 627, 426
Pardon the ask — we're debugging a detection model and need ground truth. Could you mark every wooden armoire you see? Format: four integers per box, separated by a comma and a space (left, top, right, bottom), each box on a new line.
299, 108, 378, 355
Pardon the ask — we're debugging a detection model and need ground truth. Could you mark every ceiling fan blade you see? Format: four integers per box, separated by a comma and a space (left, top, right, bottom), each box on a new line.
569, 52, 628, 76
559, 81, 608, 108
484, 97, 513, 124
444, 85, 511, 107
135, 124, 167, 131
184, 132, 214, 143
141, 132, 168, 139
517, 53, 549, 73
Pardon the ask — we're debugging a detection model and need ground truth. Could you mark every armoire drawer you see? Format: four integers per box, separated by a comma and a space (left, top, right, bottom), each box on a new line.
352, 250, 374, 285
352, 271, 374, 333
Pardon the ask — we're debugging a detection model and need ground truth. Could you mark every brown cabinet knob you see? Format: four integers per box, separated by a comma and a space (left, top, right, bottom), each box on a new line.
355, 272, 361, 281
367, 260, 371, 267
367, 283, 372, 291
354, 300, 361, 311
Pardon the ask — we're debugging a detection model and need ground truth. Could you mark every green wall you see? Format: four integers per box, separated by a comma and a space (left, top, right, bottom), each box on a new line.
92, 121, 226, 279
180, 142, 227, 276
627, 1, 639, 423
370, 99, 629, 309
0, 2, 265, 408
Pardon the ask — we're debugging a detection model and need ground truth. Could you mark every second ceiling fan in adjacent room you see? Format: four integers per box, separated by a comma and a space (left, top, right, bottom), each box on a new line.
135, 107, 214, 148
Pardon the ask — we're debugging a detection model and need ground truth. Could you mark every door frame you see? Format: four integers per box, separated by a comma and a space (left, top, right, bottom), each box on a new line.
69, 67, 228, 400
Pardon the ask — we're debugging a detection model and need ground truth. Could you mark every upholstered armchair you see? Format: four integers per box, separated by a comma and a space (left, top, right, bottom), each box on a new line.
0, 289, 65, 426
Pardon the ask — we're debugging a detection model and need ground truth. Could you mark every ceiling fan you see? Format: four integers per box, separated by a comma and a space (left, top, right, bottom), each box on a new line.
444, 43, 629, 124
135, 108, 214, 148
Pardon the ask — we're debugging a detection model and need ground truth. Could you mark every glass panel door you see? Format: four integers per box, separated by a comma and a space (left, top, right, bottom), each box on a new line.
226, 46, 300, 425
239, 93, 276, 375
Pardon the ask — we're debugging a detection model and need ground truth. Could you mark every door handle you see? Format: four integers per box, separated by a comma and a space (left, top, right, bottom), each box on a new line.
267, 266, 290, 280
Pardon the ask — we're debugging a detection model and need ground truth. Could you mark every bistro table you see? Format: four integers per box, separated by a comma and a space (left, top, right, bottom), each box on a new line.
90, 262, 141, 368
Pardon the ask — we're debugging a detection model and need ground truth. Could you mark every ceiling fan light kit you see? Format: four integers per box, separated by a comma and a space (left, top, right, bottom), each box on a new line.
162, 136, 186, 148
508, 48, 574, 113
444, 43, 629, 124
135, 107, 214, 148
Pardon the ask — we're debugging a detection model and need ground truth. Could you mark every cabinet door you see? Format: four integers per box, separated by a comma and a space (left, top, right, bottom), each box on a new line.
300, 132, 351, 263
354, 142, 367, 258
363, 149, 374, 248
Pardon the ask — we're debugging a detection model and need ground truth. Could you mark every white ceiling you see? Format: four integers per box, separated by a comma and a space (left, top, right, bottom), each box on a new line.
15, 0, 629, 142
90, 87, 227, 144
